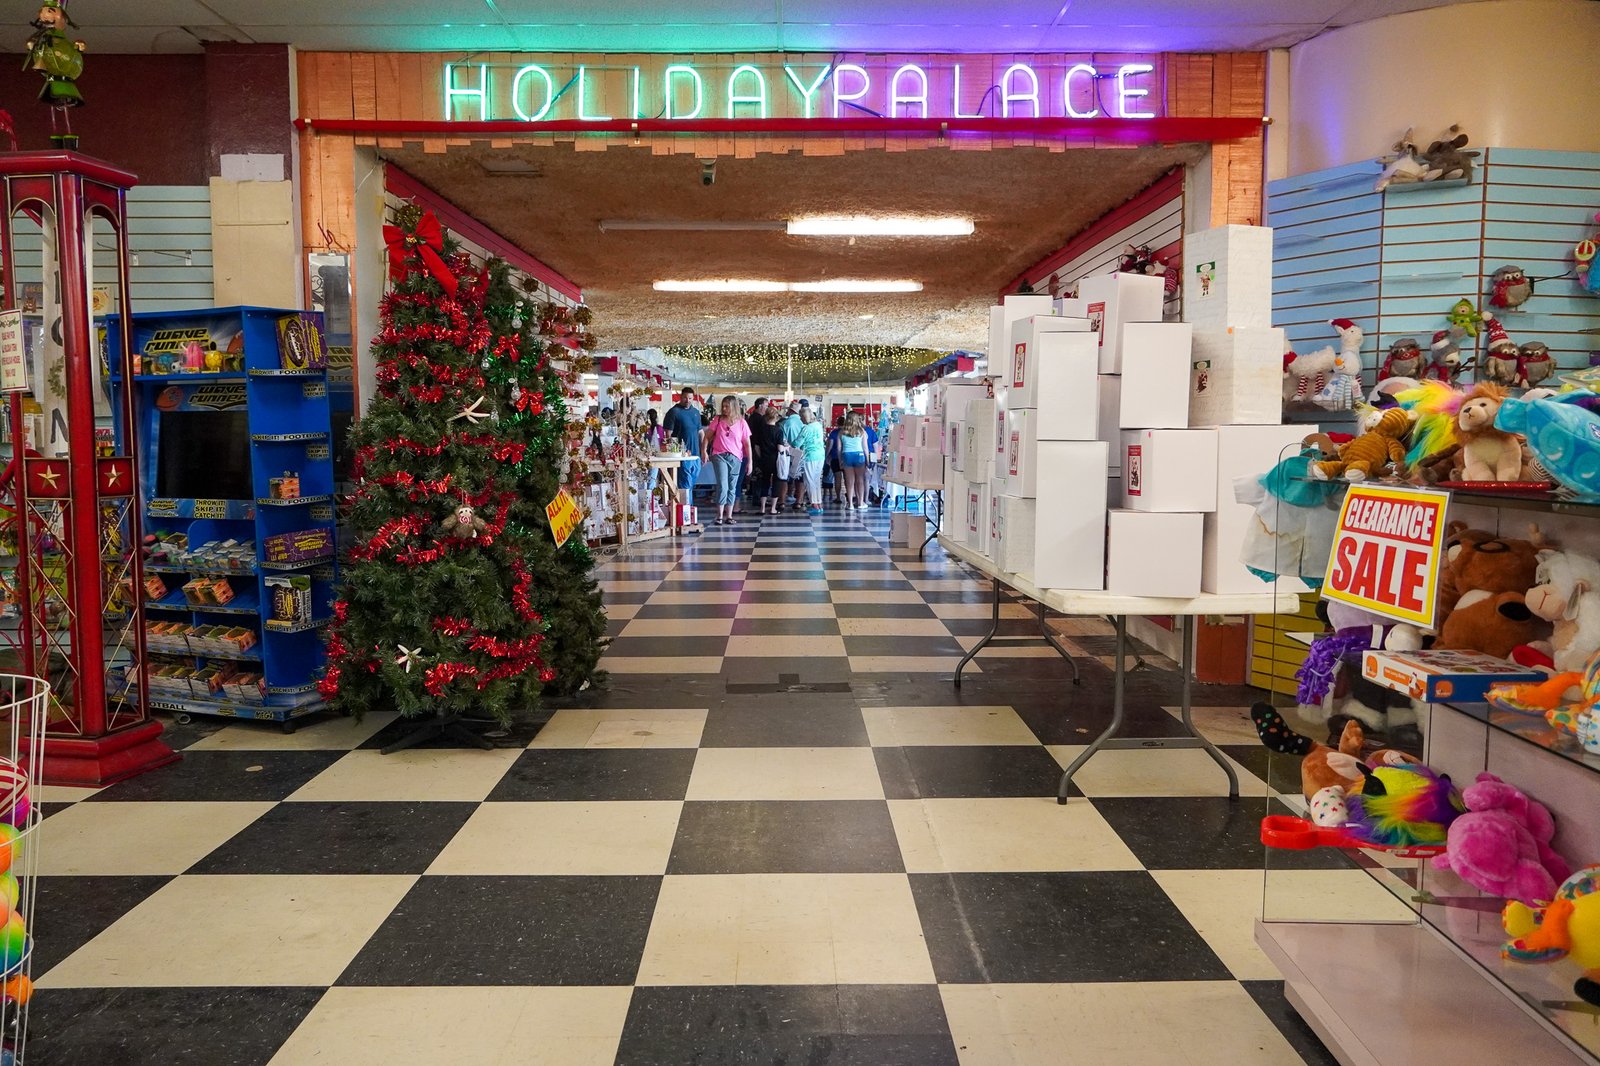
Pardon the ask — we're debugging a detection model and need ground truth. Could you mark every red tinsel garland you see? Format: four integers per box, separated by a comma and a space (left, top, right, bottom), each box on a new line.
432, 616, 473, 636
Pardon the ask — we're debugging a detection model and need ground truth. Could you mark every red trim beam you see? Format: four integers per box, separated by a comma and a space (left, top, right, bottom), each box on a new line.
300, 115, 1261, 145
384, 165, 583, 304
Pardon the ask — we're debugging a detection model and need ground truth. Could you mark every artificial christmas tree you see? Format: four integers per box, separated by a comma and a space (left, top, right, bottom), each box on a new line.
482, 264, 606, 697
320, 207, 604, 749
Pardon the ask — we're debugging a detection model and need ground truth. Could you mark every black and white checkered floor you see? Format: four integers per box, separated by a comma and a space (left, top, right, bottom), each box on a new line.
30, 503, 1343, 1064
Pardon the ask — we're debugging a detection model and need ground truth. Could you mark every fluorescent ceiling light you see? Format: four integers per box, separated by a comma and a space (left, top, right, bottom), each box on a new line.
600, 219, 784, 233
786, 216, 974, 236
653, 279, 922, 293
653, 280, 788, 292
790, 279, 922, 293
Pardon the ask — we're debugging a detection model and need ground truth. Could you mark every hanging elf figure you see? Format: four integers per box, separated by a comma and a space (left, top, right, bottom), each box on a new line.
24, 0, 85, 149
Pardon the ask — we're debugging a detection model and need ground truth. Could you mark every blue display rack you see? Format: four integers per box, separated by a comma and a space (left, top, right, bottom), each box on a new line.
108, 307, 337, 732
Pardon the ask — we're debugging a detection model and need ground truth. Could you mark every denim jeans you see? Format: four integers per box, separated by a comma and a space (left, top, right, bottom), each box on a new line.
677, 457, 701, 493
711, 452, 742, 505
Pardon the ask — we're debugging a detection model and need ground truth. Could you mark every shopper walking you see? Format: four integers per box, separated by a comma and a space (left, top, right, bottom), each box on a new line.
826, 414, 846, 505
703, 395, 753, 526
662, 387, 704, 507
838, 413, 870, 509
781, 400, 806, 511
755, 407, 785, 515
745, 397, 769, 508
796, 406, 826, 515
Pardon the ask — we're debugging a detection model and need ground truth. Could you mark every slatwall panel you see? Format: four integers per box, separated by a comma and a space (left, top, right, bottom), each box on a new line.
7, 186, 214, 312
1010, 168, 1185, 315
1267, 161, 1381, 373
1269, 148, 1600, 387
1478, 148, 1600, 375
1021, 192, 1183, 296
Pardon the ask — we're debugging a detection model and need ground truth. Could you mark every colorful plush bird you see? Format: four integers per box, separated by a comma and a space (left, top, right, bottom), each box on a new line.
1344, 764, 1464, 849
1489, 265, 1534, 312
1504, 866, 1600, 1006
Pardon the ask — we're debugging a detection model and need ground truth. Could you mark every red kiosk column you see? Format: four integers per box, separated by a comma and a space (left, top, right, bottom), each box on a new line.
0, 151, 176, 785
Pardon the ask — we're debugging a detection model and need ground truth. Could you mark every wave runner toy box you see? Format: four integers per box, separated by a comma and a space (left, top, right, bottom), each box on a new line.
1361, 649, 1542, 703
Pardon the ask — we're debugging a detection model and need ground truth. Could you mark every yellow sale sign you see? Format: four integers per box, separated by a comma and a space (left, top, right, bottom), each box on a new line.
1322, 484, 1450, 628
545, 489, 580, 549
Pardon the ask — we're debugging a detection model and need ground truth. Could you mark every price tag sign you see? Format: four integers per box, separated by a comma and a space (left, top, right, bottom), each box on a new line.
1323, 484, 1450, 628
0, 310, 26, 393
545, 488, 580, 549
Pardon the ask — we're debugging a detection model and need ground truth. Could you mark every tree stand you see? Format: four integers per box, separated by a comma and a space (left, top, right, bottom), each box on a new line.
380, 713, 496, 754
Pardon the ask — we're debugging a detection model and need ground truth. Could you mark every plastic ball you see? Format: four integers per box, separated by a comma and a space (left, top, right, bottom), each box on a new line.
4, 975, 31, 1006
0, 914, 26, 972
0, 876, 17, 912
0, 826, 21, 876
2, 1047, 14, 1066
0, 798, 28, 830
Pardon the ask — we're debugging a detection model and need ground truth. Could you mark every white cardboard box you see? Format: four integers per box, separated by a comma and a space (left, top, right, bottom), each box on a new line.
1190, 326, 1287, 427
1202, 424, 1310, 593
1119, 322, 1193, 429
1008, 315, 1091, 407
890, 511, 927, 547
1033, 441, 1110, 590
1079, 272, 1167, 373
944, 470, 968, 515
989, 478, 1005, 555
1098, 375, 1123, 473
989, 294, 1055, 360
1121, 429, 1219, 512
1004, 407, 1039, 497
992, 386, 1009, 466
965, 480, 992, 553
945, 419, 962, 461
1018, 333, 1100, 442
994, 494, 1037, 576
1055, 297, 1085, 318
1107, 511, 1203, 597
916, 417, 938, 450
963, 399, 997, 472
940, 382, 989, 423
1183, 225, 1273, 332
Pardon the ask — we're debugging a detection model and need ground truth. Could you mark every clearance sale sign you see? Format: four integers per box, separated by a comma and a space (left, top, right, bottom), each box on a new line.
1322, 484, 1450, 629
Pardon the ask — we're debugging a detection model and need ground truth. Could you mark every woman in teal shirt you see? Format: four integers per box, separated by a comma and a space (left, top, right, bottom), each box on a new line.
796, 408, 826, 515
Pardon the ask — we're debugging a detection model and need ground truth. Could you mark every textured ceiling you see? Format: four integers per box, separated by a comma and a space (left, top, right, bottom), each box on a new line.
386, 141, 1203, 358
65, 0, 1471, 54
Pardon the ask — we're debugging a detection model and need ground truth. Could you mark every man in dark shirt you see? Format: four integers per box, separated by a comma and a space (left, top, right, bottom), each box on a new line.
662, 387, 704, 497
744, 397, 768, 506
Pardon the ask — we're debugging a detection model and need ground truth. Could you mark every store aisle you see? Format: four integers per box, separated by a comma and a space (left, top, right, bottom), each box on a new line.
27, 506, 1337, 1065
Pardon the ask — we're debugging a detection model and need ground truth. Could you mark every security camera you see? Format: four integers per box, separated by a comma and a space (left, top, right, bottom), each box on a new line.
699, 159, 715, 186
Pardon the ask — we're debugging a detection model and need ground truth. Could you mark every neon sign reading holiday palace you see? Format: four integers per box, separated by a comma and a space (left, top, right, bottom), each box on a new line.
442, 57, 1162, 123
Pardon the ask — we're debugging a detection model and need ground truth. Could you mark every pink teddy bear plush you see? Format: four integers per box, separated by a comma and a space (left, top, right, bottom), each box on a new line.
1432, 772, 1572, 905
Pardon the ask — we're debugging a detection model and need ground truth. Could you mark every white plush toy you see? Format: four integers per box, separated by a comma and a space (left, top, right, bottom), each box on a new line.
1525, 550, 1600, 673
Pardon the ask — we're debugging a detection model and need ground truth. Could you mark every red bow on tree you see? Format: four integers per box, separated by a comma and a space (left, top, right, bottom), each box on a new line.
383, 211, 458, 296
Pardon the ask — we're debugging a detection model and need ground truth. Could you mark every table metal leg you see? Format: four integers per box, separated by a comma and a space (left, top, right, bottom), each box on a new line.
954, 574, 1000, 688
918, 490, 941, 559
1058, 614, 1126, 804
1036, 598, 1080, 685
1178, 614, 1239, 798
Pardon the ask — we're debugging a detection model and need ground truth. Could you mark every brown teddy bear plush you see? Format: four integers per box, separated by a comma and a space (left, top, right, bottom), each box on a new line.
1435, 590, 1551, 659
1437, 522, 1546, 620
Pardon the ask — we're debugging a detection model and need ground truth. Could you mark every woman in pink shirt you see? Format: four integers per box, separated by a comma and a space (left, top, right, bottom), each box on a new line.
702, 395, 753, 526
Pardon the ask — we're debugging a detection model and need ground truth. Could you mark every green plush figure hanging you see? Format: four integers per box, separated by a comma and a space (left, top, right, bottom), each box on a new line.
23, 0, 85, 148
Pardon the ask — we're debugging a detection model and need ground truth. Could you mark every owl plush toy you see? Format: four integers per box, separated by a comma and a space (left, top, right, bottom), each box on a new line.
1489, 265, 1534, 312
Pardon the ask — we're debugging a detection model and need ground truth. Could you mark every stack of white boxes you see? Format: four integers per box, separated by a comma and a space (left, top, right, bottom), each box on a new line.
1183, 224, 1312, 593
957, 232, 1291, 600
890, 414, 944, 486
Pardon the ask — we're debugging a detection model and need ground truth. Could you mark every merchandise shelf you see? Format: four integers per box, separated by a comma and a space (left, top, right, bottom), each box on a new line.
1441, 700, 1600, 779
260, 556, 334, 572
150, 647, 262, 663
255, 495, 333, 507
264, 616, 332, 634
144, 562, 259, 577
1449, 489, 1600, 518
110, 305, 338, 732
